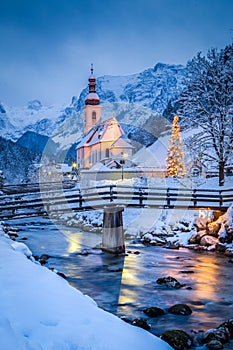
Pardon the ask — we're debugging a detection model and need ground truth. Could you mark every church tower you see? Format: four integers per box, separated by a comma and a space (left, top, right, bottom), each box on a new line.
84, 65, 102, 135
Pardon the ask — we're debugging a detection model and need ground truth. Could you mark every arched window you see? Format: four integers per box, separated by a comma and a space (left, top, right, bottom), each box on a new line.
92, 111, 96, 124
105, 148, 110, 158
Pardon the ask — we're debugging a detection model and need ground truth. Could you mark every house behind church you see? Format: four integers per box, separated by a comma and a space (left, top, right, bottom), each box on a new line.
76, 67, 134, 169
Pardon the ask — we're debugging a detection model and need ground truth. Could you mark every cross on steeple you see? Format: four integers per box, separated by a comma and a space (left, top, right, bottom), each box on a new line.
91, 63, 94, 75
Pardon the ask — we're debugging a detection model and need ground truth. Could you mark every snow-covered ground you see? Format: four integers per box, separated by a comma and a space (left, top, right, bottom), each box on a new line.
0, 225, 172, 350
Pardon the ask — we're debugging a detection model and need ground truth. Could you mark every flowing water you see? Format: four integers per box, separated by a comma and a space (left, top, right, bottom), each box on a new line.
7, 216, 233, 349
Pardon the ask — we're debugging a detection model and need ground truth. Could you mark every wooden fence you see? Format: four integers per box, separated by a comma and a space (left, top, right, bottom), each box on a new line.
0, 184, 232, 219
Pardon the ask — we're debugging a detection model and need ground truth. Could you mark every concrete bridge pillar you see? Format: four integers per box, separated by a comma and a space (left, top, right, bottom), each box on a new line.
102, 206, 125, 254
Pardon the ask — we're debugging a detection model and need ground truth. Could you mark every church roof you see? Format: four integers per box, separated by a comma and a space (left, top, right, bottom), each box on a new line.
76, 116, 126, 149
110, 137, 134, 149
85, 92, 100, 105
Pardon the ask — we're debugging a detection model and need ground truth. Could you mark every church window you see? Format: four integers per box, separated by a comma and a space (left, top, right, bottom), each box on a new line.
92, 111, 96, 124
105, 148, 110, 158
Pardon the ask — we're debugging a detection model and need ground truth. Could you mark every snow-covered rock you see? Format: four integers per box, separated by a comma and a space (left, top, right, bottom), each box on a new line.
189, 230, 207, 244
200, 235, 219, 246
189, 204, 233, 249
11, 241, 33, 259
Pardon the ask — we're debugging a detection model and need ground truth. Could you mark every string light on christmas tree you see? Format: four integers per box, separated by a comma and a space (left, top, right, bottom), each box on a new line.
166, 116, 186, 177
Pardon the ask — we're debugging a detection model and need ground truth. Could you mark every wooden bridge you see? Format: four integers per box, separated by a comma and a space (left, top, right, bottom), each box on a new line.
0, 184, 232, 219
1, 183, 232, 254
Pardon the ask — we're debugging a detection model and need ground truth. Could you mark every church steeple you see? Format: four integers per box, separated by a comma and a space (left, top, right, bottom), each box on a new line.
84, 65, 102, 135
85, 64, 100, 105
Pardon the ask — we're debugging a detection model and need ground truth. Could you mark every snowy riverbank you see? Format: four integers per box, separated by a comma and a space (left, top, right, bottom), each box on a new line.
0, 224, 172, 350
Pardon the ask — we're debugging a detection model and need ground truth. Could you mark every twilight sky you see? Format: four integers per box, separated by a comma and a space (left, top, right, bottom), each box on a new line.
0, 0, 232, 106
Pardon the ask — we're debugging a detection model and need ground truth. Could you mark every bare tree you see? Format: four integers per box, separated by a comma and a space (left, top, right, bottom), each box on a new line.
178, 44, 233, 186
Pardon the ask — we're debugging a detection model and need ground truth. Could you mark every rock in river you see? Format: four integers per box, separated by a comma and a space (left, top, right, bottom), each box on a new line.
202, 326, 230, 344
218, 319, 233, 338
132, 318, 151, 330
168, 304, 192, 316
161, 329, 192, 350
143, 306, 165, 317
156, 276, 183, 289
206, 339, 224, 350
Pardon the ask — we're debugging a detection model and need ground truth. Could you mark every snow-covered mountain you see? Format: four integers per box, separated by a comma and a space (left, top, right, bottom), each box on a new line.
74, 63, 186, 113
0, 100, 66, 141
0, 62, 186, 168
51, 63, 186, 151
0, 62, 186, 142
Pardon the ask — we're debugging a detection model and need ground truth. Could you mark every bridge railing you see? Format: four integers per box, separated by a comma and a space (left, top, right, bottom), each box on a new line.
0, 184, 232, 219
2, 180, 76, 195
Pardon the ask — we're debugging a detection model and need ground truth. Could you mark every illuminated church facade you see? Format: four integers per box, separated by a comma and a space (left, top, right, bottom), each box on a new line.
76, 67, 134, 169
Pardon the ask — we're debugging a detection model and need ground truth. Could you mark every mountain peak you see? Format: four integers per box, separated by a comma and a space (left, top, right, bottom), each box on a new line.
0, 103, 6, 114
153, 62, 167, 72
27, 100, 42, 111
153, 62, 185, 72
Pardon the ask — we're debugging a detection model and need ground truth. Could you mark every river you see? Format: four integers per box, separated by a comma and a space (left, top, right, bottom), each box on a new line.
6, 216, 233, 349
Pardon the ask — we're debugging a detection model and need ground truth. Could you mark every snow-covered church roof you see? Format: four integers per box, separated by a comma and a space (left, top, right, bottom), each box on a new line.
76, 116, 132, 149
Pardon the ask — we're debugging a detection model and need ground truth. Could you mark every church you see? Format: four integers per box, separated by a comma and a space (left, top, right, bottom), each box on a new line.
76, 67, 134, 169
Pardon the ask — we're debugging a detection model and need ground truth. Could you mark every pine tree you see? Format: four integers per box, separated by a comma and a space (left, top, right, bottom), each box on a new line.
166, 116, 186, 177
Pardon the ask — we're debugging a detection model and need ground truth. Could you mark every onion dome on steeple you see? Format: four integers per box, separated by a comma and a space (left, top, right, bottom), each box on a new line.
85, 64, 100, 106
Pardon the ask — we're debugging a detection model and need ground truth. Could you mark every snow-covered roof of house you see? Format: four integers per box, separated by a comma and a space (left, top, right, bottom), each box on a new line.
133, 135, 169, 168
76, 116, 125, 149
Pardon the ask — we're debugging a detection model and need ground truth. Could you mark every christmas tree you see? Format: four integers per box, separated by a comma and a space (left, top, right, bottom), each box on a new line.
166, 116, 186, 177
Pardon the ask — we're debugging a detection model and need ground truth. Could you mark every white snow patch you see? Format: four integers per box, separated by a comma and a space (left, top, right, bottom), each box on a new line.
0, 229, 172, 350
11, 241, 33, 259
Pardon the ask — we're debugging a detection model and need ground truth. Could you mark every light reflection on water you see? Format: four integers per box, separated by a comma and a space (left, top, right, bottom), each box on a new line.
7, 216, 233, 346
67, 235, 82, 253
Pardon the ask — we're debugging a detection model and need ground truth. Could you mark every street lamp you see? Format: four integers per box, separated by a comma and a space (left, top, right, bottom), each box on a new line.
72, 161, 77, 170
71, 161, 79, 181
120, 152, 127, 181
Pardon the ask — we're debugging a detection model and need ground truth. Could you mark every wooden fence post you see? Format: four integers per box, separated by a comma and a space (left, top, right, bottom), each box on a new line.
139, 188, 143, 206
219, 190, 222, 207
110, 185, 114, 202
166, 188, 170, 207
193, 189, 197, 207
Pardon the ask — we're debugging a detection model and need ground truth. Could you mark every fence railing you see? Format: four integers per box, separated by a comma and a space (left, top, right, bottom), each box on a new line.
0, 184, 232, 219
